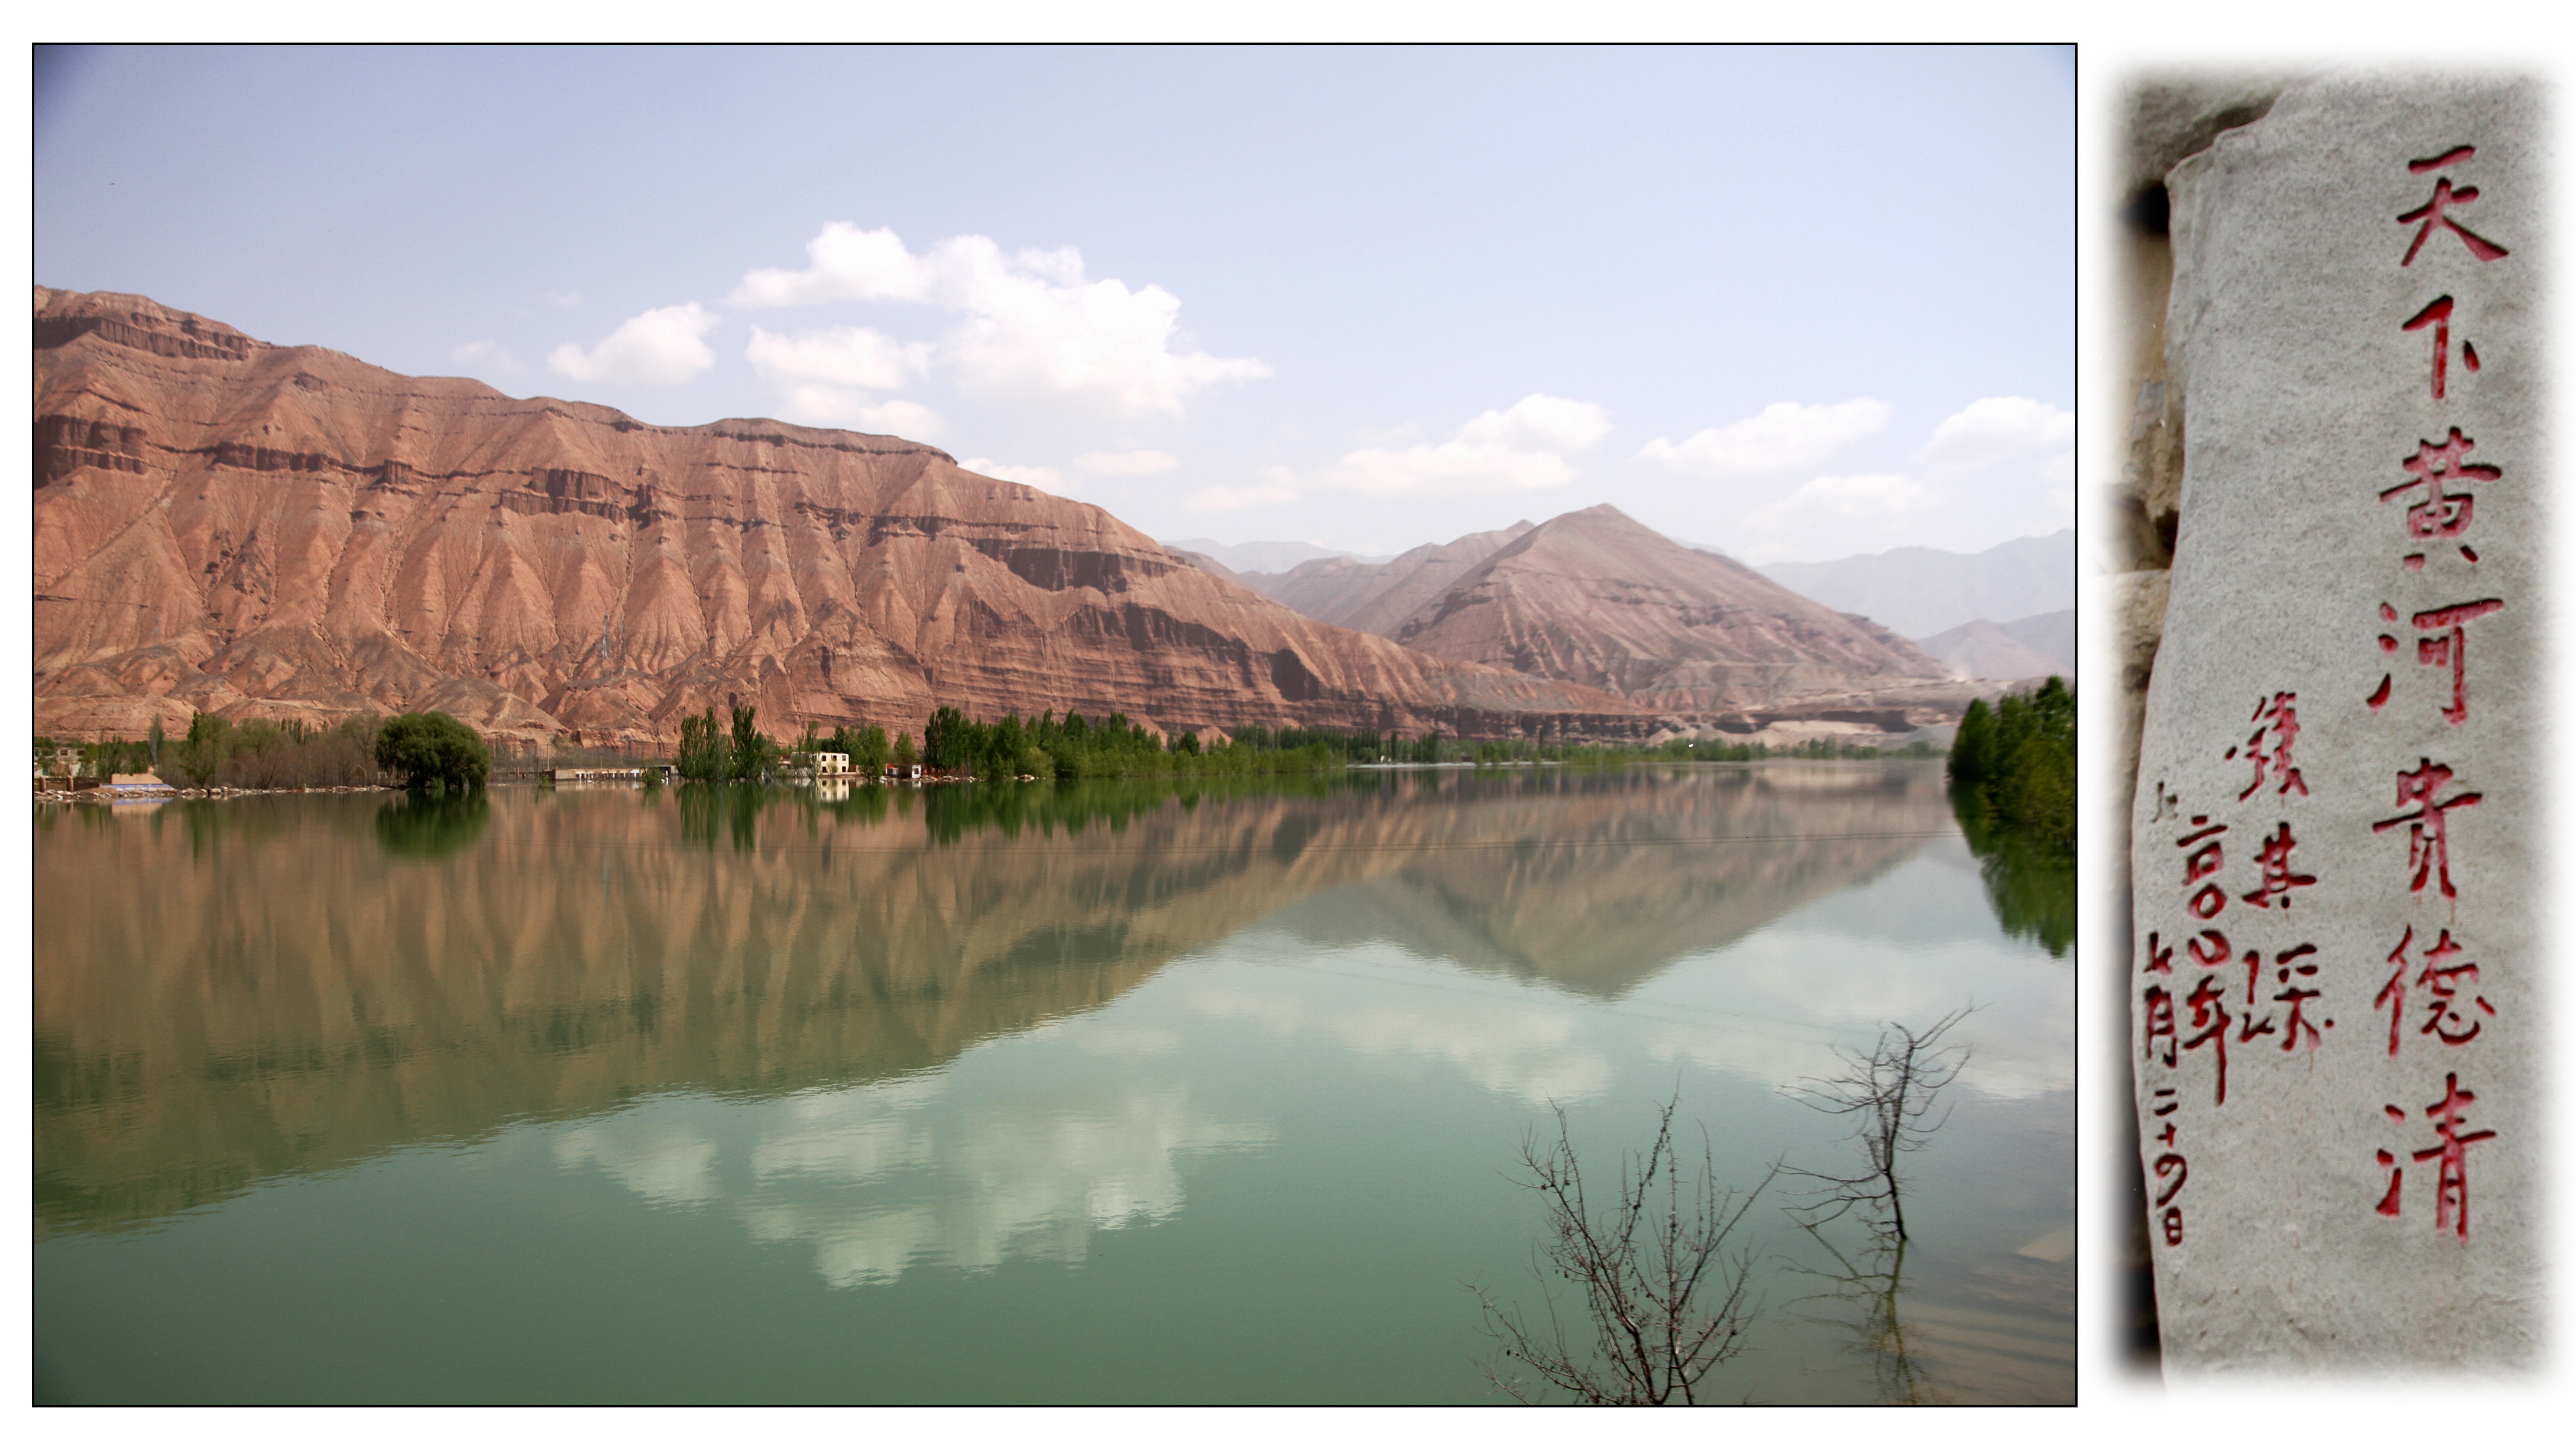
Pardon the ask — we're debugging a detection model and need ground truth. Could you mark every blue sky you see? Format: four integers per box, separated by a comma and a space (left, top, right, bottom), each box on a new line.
35, 44, 2072, 564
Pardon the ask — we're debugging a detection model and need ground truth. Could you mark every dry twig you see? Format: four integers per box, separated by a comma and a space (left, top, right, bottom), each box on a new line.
1473, 1094, 1778, 1405
1783, 1008, 1973, 1242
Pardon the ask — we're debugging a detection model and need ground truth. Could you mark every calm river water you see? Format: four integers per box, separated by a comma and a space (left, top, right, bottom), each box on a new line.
33, 763, 2070, 1404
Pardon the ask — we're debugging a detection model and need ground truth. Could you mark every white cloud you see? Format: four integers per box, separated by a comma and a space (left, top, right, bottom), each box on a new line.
1185, 468, 1302, 513
746, 323, 930, 390
773, 384, 864, 425
1189, 965, 1612, 1106
547, 302, 720, 386
732, 224, 1269, 417
1328, 441, 1576, 497
1636, 398, 1891, 477
1348, 420, 1423, 447
1710, 397, 2076, 564
1278, 394, 1607, 501
1456, 394, 1612, 452
448, 339, 521, 374
959, 457, 1070, 494
738, 1085, 1271, 1287
553, 1118, 720, 1207
1914, 396, 2073, 477
1075, 449, 1180, 477
772, 387, 947, 440
854, 399, 947, 439
730, 222, 934, 307
1736, 474, 1934, 564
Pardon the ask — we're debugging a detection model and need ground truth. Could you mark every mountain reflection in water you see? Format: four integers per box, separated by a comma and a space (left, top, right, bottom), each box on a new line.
34, 766, 1958, 1237
37, 763, 2075, 1405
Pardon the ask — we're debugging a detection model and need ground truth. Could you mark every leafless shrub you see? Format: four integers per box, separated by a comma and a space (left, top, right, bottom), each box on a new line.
1784, 1008, 1972, 1242
1473, 1095, 1779, 1405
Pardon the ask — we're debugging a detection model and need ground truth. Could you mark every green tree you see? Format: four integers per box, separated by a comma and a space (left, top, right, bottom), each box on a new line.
892, 731, 918, 769
728, 704, 778, 782
922, 705, 970, 770
1948, 698, 1999, 787
373, 712, 491, 794
1947, 678, 2073, 847
170, 712, 234, 787
676, 707, 726, 781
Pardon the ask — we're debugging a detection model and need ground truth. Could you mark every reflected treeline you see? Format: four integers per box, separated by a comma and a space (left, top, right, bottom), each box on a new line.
375, 792, 492, 860
1950, 787, 2073, 959
35, 763, 1964, 1234
672, 773, 1356, 852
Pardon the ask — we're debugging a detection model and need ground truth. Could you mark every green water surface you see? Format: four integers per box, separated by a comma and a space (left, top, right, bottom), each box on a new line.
33, 763, 2071, 1404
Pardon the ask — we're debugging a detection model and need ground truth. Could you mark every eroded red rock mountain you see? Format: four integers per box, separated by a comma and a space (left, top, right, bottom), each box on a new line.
1379, 504, 1951, 711
1240, 521, 1534, 634
32, 288, 1642, 744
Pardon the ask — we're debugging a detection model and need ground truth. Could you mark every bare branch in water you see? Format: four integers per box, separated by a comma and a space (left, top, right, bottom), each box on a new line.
1472, 1093, 1780, 1405
1783, 1008, 1974, 1242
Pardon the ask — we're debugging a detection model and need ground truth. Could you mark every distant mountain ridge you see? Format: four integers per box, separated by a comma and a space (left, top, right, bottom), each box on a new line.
1158, 538, 1396, 574
1755, 530, 2073, 640
1234, 522, 1535, 633
1913, 609, 2075, 682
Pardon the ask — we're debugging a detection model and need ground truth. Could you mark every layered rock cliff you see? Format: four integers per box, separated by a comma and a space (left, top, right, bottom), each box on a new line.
32, 288, 1644, 745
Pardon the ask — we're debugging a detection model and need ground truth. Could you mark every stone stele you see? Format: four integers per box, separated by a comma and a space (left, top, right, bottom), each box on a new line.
2134, 72, 2542, 1373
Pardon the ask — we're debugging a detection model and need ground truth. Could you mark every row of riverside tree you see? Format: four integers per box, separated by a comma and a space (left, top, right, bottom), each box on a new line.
1946, 676, 2073, 846
35, 711, 492, 793
675, 704, 789, 782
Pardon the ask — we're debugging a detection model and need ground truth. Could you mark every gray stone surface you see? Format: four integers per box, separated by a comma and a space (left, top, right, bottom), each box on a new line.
2123, 75, 2301, 199
2134, 73, 2542, 1373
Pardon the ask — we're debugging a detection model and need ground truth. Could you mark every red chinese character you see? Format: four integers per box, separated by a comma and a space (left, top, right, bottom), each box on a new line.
2376, 1104, 2409, 1217
2143, 931, 2175, 976
2236, 949, 2279, 1047
2411, 1072, 2498, 1241
2183, 973, 2233, 1105
2176, 816, 2230, 920
2152, 1152, 2189, 1209
2399, 147, 2510, 266
2413, 598, 2505, 726
2187, 928, 2231, 969
2415, 928, 2494, 1046
2380, 428, 2497, 546
2371, 601, 2407, 710
2376, 925, 2419, 1058
2402, 294, 2483, 401
2373, 758, 2483, 900
2143, 984, 2179, 1069
2269, 943, 2329, 1051
2242, 821, 2318, 910
2149, 1084, 2180, 1147
2232, 694, 2309, 801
